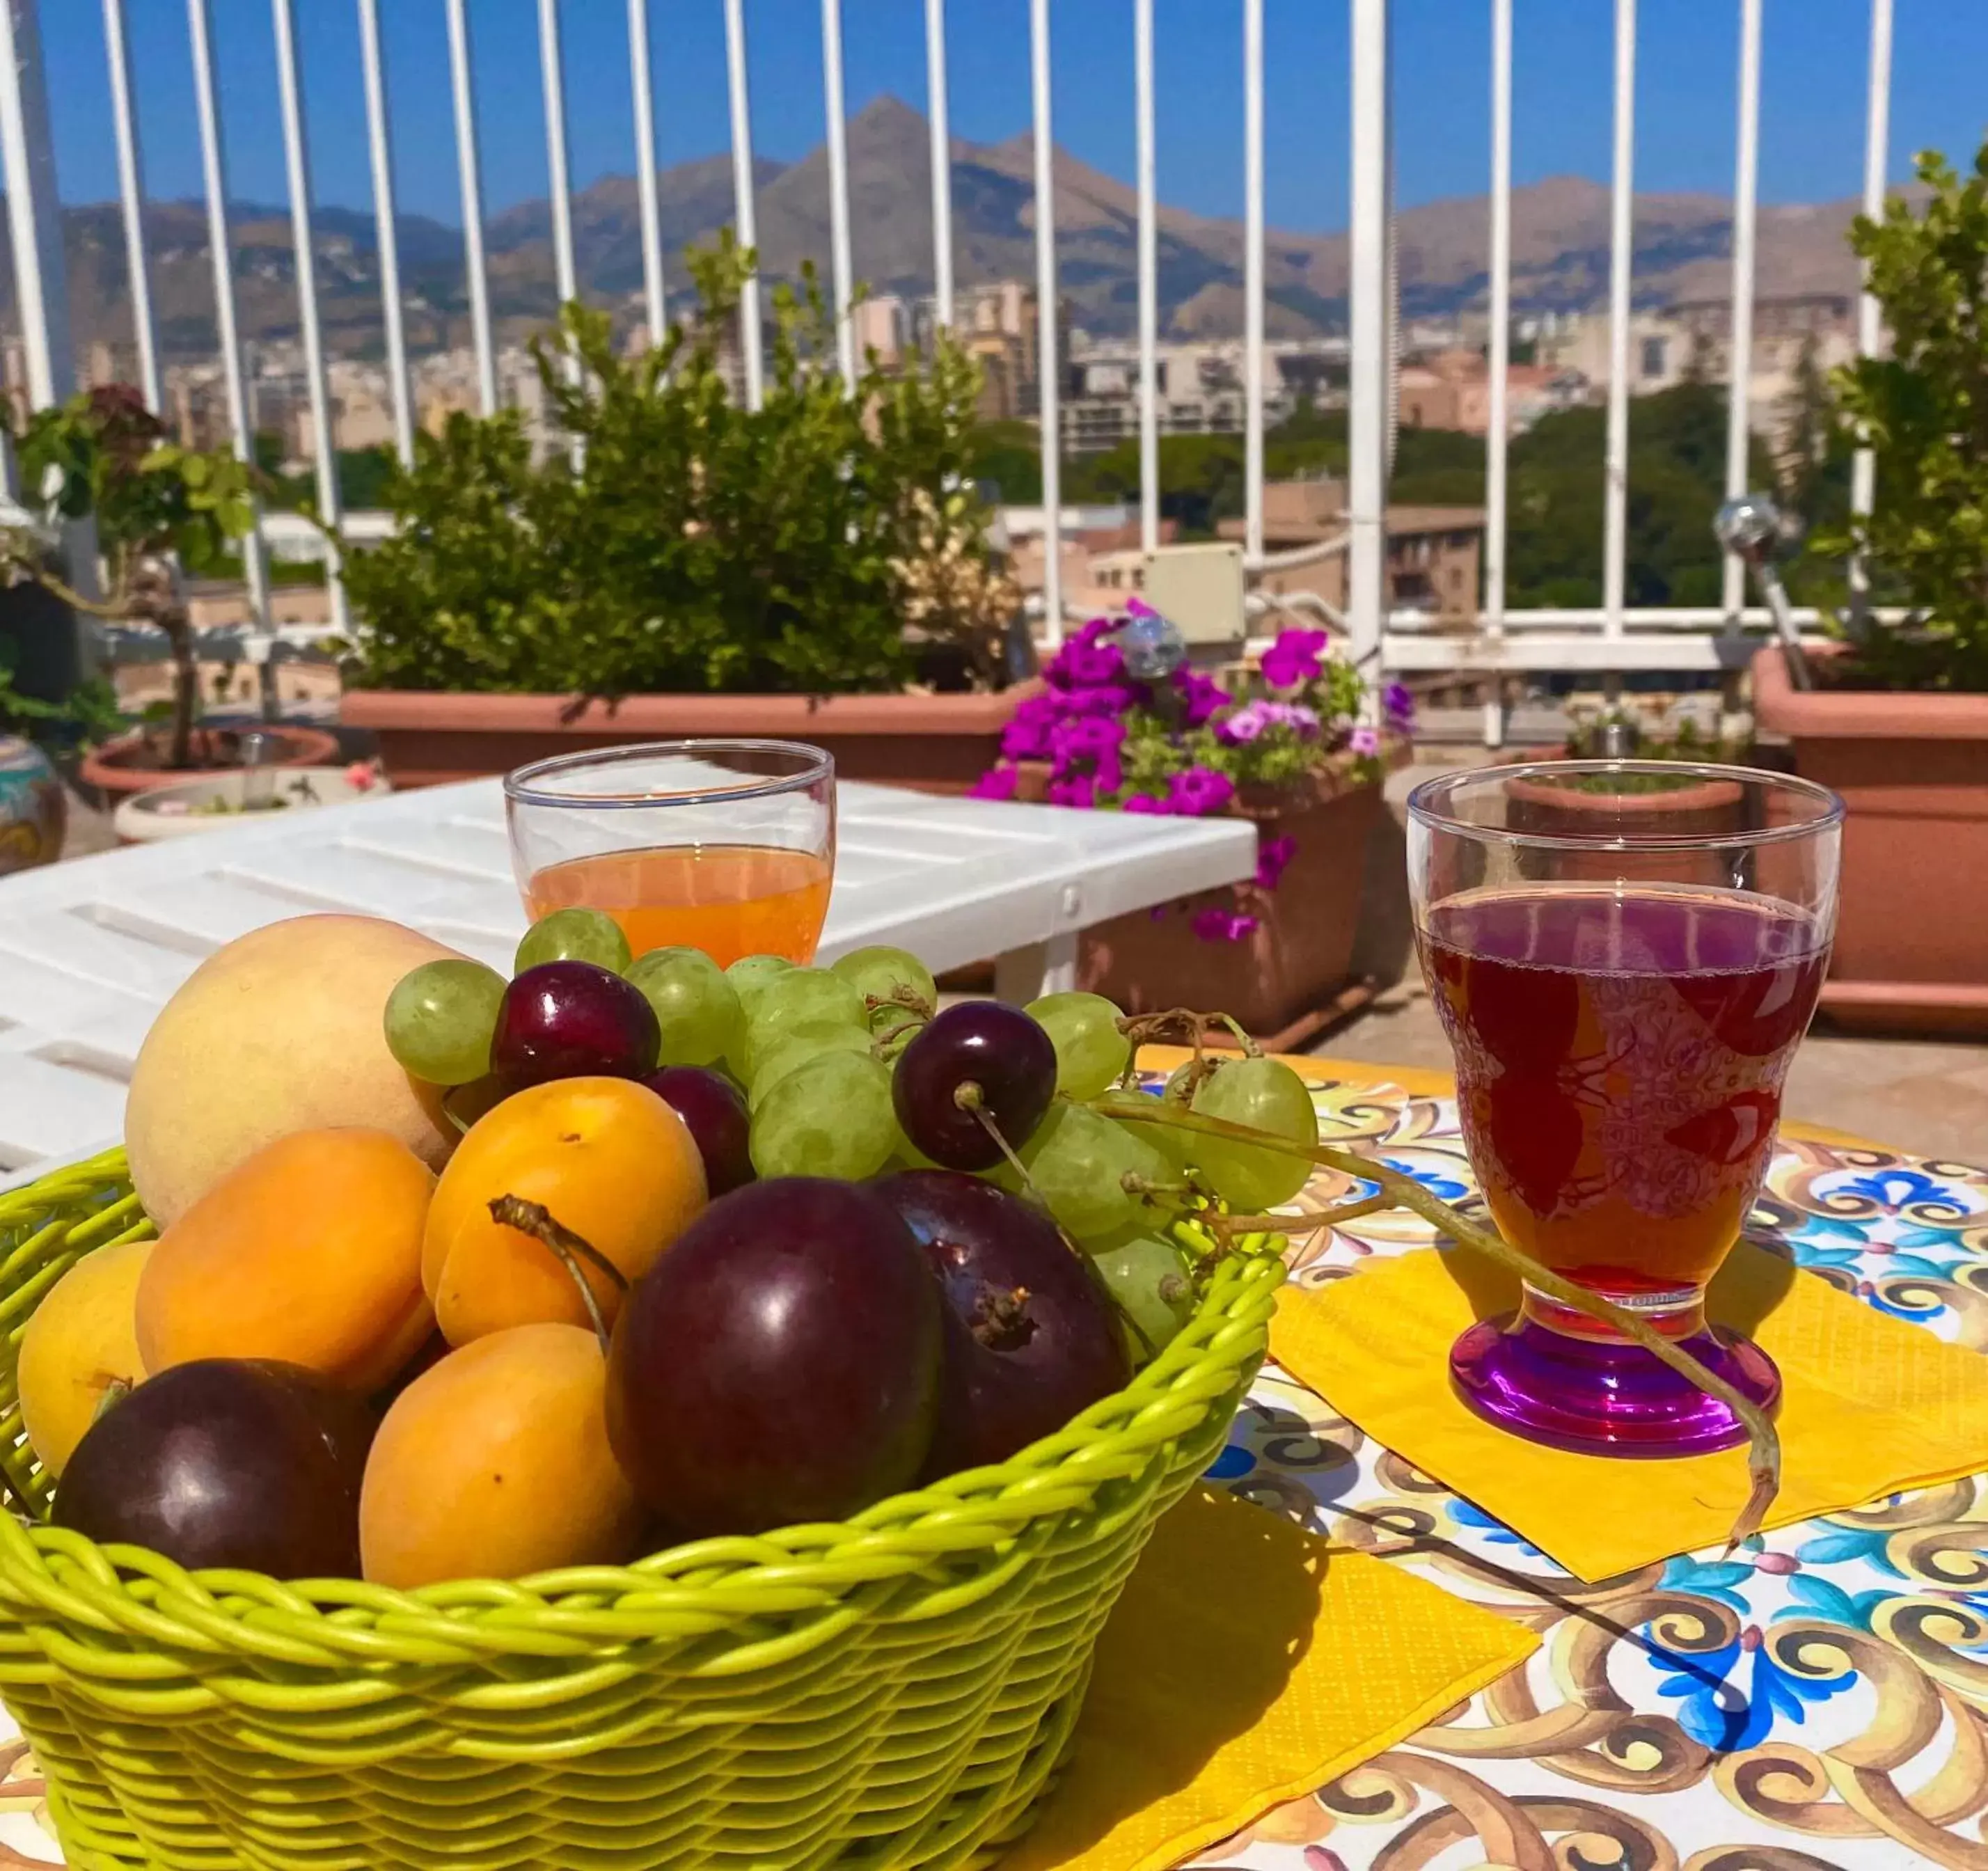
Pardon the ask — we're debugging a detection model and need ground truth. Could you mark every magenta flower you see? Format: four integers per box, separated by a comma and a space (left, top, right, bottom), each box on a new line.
1166, 767, 1236, 816
1219, 702, 1266, 745
1122, 792, 1168, 814
1061, 681, 1144, 719
1192, 908, 1261, 943
1052, 638, 1128, 688
970, 764, 1019, 801
1174, 668, 1226, 727
1263, 701, 1320, 737
1349, 723, 1380, 758
1047, 774, 1098, 809
1050, 714, 1127, 762
1000, 693, 1061, 761
1255, 834, 1298, 890
1261, 627, 1329, 690
1382, 680, 1416, 728
1074, 615, 1119, 646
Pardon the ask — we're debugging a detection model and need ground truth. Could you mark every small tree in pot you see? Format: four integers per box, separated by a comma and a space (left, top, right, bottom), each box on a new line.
1754, 139, 1988, 1031
0, 384, 260, 771
1812, 145, 1988, 690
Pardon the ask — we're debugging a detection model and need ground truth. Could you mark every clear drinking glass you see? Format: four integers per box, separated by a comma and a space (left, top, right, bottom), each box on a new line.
505, 740, 836, 967
1405, 760, 1843, 1455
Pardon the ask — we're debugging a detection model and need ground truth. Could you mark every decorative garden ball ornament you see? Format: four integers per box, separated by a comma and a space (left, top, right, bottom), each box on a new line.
1119, 596, 1188, 681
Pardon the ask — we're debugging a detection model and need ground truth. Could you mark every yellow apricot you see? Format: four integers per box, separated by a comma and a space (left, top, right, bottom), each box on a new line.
136, 1128, 435, 1391
423, 1077, 705, 1345
18, 1238, 154, 1478
358, 1323, 642, 1589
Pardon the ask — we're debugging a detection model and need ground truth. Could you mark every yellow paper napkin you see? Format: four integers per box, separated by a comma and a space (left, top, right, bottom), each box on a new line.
1003, 1484, 1536, 1871
1272, 1242, 1988, 1581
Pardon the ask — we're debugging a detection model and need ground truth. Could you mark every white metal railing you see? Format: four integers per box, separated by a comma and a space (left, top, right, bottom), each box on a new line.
0, 0, 1903, 723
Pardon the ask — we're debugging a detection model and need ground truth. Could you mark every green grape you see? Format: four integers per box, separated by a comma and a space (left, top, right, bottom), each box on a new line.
1190, 1056, 1319, 1210
1008, 1103, 1169, 1241
1026, 990, 1131, 1100
743, 968, 868, 1057
746, 1025, 874, 1112
625, 947, 743, 1068
1087, 1229, 1197, 1365
725, 954, 795, 1013
750, 1051, 901, 1181
383, 959, 507, 1087
832, 945, 938, 1031
514, 906, 631, 976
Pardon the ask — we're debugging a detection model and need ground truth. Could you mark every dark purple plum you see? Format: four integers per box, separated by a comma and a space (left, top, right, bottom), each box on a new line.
874, 1169, 1130, 1478
891, 1001, 1057, 1171
606, 1178, 941, 1536
491, 960, 660, 1089
644, 1065, 754, 1196
54, 1359, 372, 1578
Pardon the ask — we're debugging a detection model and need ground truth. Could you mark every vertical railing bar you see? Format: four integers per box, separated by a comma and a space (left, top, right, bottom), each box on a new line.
1721, 0, 1762, 618
102, 0, 160, 412
1029, 0, 1062, 647
356, 0, 413, 466
1601, 0, 1636, 644
1347, 0, 1390, 705
0, 0, 72, 414
1135, 0, 1158, 557
627, 0, 667, 350
723, 0, 764, 411
0, 0, 95, 596
444, 0, 496, 416
1849, 0, 1893, 608
925, 0, 954, 329
187, 0, 269, 624
271, 0, 346, 631
1481, 0, 1512, 745
538, 0, 579, 406
821, 0, 856, 388
1243, 0, 1265, 570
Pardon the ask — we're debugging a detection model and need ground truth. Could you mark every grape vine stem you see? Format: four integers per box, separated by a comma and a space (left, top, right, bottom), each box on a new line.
1098, 1095, 1780, 1550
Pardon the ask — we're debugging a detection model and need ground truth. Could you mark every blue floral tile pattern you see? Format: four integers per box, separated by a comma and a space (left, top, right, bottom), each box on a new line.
1190, 1079, 1988, 1871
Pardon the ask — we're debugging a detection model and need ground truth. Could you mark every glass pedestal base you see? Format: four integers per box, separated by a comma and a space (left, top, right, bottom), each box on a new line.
1450, 1310, 1781, 1458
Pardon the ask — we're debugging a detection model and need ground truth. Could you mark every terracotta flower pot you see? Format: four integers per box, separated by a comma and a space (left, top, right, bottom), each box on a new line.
1753, 644, 1988, 1035
79, 725, 342, 800
1501, 748, 1749, 887
340, 686, 1043, 795
1005, 757, 1393, 1052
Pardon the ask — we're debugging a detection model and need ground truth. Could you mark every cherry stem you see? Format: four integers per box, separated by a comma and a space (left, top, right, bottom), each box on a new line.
488, 1194, 625, 1355
1097, 1094, 1781, 1550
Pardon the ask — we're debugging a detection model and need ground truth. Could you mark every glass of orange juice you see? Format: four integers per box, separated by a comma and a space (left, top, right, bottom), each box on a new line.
504, 740, 835, 965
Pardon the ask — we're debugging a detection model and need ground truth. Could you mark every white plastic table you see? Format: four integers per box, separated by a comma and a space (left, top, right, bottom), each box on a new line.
0, 777, 1256, 1184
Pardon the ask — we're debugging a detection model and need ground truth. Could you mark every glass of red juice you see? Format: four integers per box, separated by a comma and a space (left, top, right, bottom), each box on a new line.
1406, 759, 1843, 1456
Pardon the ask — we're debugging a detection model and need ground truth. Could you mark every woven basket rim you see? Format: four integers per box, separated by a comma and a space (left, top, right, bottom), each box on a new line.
0, 1148, 1283, 1664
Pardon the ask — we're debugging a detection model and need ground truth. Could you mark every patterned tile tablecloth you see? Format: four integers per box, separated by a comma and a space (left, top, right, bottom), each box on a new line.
1, 1073, 1982, 1870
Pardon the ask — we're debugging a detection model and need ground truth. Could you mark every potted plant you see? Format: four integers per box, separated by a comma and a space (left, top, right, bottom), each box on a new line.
973, 609, 1410, 1048
111, 756, 389, 846
1505, 703, 1751, 844
338, 239, 1034, 793
0, 386, 337, 799
1753, 143, 1988, 1032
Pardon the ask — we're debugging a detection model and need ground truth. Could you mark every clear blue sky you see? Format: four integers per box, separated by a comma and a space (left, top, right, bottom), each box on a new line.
34, 1, 1988, 236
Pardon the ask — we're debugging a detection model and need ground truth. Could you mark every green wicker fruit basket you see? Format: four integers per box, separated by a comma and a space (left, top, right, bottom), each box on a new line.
0, 1149, 1281, 1871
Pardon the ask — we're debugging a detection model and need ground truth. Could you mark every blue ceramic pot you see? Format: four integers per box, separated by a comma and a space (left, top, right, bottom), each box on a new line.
0, 736, 65, 873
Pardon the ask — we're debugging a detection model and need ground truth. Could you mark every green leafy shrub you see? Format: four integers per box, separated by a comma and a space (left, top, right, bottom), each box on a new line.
340, 239, 1008, 698
1815, 145, 1988, 690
